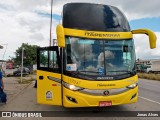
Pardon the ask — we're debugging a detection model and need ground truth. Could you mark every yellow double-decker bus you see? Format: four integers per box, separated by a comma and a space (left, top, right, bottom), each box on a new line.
37, 3, 156, 107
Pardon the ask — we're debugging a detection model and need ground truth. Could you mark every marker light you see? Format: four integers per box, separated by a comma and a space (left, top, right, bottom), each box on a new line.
127, 82, 138, 89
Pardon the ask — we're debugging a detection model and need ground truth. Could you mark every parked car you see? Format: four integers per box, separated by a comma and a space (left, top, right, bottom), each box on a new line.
13, 67, 30, 76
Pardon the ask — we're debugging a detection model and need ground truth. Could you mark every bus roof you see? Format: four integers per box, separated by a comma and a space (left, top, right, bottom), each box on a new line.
63, 3, 130, 32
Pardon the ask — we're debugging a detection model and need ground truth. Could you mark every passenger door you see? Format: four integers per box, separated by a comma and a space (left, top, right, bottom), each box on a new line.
37, 46, 62, 105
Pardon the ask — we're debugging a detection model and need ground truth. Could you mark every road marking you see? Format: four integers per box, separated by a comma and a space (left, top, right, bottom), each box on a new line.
139, 96, 160, 105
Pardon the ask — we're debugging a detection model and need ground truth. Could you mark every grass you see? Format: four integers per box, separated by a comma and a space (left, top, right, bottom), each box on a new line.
138, 73, 160, 81
16, 77, 36, 84
32, 70, 37, 74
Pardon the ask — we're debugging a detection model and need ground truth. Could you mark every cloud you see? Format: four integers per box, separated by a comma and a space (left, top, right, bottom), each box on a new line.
98, 51, 115, 67
0, 0, 59, 60
14, 0, 160, 20
134, 32, 160, 59
116, 0, 160, 20
35, 0, 160, 21
72, 39, 96, 61
0, 0, 159, 60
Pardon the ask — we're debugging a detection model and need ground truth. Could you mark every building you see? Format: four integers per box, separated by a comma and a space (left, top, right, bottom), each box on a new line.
147, 59, 160, 73
136, 59, 151, 72
136, 59, 160, 73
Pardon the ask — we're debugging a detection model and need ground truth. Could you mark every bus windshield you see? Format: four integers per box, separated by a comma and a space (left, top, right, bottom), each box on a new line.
65, 37, 136, 80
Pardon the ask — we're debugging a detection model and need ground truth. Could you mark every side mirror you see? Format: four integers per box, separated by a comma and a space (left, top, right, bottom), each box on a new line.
56, 24, 65, 47
131, 29, 157, 49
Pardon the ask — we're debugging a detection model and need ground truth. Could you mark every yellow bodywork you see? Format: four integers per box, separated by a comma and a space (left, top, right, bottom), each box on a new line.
37, 70, 62, 105
56, 25, 65, 47
63, 86, 138, 107
37, 70, 138, 107
56, 26, 156, 48
63, 75, 138, 89
64, 28, 133, 39
37, 26, 156, 107
132, 29, 156, 49
63, 75, 138, 107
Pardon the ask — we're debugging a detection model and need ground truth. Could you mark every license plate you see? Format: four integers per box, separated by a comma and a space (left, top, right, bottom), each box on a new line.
99, 101, 112, 107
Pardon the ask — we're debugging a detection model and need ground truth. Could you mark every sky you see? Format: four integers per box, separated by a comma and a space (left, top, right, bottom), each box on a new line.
0, 0, 160, 60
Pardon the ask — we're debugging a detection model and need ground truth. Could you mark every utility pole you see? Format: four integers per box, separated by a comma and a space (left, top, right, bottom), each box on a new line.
21, 47, 24, 83
49, 0, 53, 46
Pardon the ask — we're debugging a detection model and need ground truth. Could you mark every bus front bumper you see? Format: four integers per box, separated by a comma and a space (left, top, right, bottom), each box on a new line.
63, 86, 138, 107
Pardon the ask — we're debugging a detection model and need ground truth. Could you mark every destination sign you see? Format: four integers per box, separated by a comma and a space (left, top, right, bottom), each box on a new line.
64, 28, 133, 39
85, 32, 120, 38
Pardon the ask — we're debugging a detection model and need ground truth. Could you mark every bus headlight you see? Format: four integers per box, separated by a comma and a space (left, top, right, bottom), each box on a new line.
68, 85, 83, 91
63, 82, 84, 91
127, 82, 138, 89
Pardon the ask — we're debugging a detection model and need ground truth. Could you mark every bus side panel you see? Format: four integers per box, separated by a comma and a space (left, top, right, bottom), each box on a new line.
37, 70, 62, 106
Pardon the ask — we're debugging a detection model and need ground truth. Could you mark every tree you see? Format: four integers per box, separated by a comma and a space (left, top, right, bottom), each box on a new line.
39, 51, 48, 67
14, 43, 39, 67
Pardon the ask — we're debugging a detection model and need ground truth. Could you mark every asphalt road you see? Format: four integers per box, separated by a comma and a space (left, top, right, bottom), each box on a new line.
138, 79, 160, 103
1, 78, 160, 120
